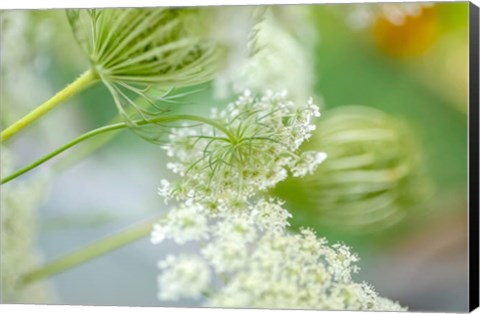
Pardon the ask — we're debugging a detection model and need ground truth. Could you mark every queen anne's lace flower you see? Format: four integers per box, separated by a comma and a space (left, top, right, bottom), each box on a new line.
153, 199, 405, 310
151, 90, 405, 311
207, 228, 405, 311
161, 90, 326, 208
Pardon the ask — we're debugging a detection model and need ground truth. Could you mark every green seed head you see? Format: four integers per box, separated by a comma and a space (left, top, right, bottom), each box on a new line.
276, 105, 434, 234
66, 7, 228, 140
67, 8, 223, 87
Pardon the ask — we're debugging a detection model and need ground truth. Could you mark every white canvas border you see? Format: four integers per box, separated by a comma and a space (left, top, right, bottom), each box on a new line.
0, 1, 477, 314
0, 0, 478, 10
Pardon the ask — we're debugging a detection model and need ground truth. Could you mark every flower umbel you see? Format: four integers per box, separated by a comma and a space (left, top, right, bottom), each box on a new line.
160, 90, 326, 207
151, 90, 405, 310
207, 228, 405, 311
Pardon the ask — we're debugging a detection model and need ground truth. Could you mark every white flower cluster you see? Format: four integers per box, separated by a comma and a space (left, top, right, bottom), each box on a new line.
155, 210, 405, 311
208, 228, 403, 311
151, 202, 209, 245
152, 90, 405, 311
159, 90, 326, 207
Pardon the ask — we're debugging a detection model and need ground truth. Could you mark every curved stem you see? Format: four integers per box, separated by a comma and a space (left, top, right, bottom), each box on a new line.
1, 69, 98, 142
52, 120, 123, 175
52, 105, 139, 174
1, 123, 125, 184
1, 114, 233, 184
19, 217, 158, 286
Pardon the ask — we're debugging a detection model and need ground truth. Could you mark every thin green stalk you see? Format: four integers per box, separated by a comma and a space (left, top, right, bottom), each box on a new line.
19, 217, 158, 286
1, 123, 124, 184
51, 112, 126, 174
1, 114, 234, 185
1, 69, 98, 142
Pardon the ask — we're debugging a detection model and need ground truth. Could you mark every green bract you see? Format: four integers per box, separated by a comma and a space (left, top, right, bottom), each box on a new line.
66, 8, 225, 127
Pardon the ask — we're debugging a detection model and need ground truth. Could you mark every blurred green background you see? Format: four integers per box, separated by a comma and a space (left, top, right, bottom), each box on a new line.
0, 2, 469, 311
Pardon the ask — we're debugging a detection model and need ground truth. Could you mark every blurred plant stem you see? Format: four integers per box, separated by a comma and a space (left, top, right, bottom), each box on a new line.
19, 217, 158, 286
1, 69, 98, 142
1, 114, 233, 184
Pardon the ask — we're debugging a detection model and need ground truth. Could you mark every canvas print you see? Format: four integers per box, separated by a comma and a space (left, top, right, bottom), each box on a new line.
0, 2, 476, 312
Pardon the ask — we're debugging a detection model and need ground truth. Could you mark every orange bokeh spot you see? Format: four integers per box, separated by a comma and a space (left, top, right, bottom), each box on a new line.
373, 6, 439, 58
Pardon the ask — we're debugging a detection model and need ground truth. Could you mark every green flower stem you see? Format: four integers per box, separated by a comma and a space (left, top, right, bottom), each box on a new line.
52, 122, 122, 174
1, 114, 234, 184
51, 111, 129, 174
1, 69, 98, 142
1, 123, 125, 185
19, 217, 158, 286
